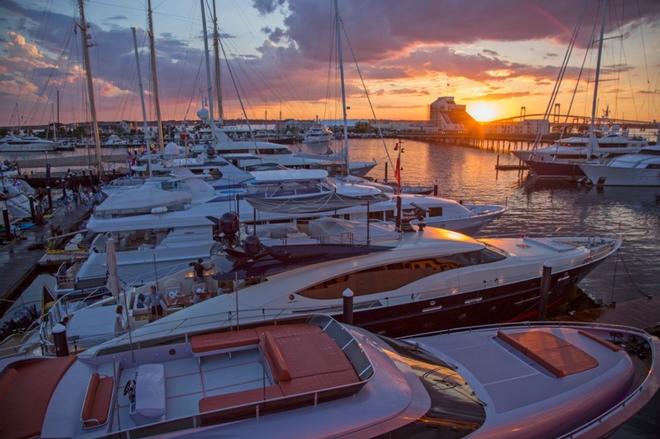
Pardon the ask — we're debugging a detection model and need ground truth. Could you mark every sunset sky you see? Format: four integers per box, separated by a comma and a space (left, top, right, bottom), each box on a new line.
0, 0, 658, 126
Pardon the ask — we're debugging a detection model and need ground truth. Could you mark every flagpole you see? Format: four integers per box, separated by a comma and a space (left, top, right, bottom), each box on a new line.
394, 140, 402, 232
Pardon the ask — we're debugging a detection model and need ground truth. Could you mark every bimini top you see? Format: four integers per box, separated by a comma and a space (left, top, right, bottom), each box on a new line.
250, 169, 329, 183
94, 185, 192, 218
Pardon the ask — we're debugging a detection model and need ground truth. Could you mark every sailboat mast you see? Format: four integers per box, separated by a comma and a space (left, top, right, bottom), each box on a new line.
212, 0, 224, 125
200, 0, 217, 138
590, 0, 607, 134
147, 0, 165, 151
56, 89, 60, 131
77, 0, 103, 176
334, 0, 349, 175
132, 27, 152, 176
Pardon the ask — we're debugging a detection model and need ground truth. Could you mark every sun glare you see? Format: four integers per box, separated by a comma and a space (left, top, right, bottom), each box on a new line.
468, 102, 498, 122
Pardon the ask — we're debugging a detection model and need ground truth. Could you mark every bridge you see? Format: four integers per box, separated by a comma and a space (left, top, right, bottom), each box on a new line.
488, 114, 659, 131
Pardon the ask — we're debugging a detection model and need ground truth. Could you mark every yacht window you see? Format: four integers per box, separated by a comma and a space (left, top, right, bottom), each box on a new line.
190, 169, 205, 175
297, 249, 504, 300
377, 337, 485, 438
368, 211, 384, 220
552, 154, 585, 159
112, 229, 171, 251
297, 257, 462, 300
647, 164, 660, 169
640, 149, 660, 156
160, 181, 180, 190
428, 207, 443, 217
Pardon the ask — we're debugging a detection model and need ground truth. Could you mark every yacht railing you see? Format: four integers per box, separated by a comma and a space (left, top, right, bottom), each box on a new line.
0, 329, 39, 358
38, 285, 113, 352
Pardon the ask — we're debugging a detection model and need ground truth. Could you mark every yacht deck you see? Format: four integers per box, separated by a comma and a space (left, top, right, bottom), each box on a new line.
46, 316, 372, 438
113, 348, 269, 431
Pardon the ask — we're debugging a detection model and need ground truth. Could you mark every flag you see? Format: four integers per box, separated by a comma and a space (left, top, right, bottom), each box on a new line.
394, 156, 401, 187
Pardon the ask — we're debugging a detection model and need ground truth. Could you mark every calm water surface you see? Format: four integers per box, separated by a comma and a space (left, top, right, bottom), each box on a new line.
330, 138, 659, 303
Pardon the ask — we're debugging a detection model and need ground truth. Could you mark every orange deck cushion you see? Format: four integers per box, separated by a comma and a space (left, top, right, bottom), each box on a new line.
82, 373, 114, 428
255, 324, 322, 338
196, 324, 362, 417
262, 332, 291, 382
497, 330, 598, 377
279, 369, 359, 396
0, 356, 75, 439
199, 385, 283, 413
272, 331, 354, 379
190, 328, 259, 353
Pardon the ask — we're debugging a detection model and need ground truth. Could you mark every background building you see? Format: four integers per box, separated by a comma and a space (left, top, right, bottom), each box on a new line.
428, 97, 477, 133
484, 119, 550, 136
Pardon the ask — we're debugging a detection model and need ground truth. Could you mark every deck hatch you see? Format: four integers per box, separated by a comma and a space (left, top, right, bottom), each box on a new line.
497, 330, 598, 377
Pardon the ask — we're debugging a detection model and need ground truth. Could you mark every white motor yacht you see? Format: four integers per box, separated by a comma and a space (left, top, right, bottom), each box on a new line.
98, 227, 622, 346
3, 314, 657, 438
579, 145, 660, 186
0, 135, 60, 153
303, 124, 334, 149
514, 126, 648, 179
102, 134, 129, 148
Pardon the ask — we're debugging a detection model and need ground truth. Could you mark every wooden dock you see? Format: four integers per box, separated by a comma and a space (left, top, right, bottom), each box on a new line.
0, 203, 93, 318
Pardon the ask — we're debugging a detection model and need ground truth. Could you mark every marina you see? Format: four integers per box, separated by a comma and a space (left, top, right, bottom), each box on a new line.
1, 0, 659, 438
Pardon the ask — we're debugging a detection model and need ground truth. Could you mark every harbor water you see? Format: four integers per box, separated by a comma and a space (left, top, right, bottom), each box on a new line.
335, 138, 659, 304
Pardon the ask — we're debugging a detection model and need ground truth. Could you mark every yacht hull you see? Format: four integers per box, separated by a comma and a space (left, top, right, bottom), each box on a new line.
525, 159, 584, 179
0, 144, 59, 153
580, 163, 660, 187
345, 260, 602, 337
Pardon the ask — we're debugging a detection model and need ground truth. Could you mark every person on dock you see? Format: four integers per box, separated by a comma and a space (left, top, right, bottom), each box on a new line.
192, 258, 205, 282
114, 305, 127, 336
146, 285, 167, 322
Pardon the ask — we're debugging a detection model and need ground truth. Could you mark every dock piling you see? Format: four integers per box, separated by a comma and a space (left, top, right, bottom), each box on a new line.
2, 208, 12, 240
342, 288, 354, 325
52, 323, 69, 357
539, 264, 552, 319
28, 196, 36, 221
47, 186, 53, 212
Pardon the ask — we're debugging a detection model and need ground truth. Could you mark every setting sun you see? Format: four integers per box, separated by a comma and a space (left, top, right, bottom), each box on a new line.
468, 102, 499, 122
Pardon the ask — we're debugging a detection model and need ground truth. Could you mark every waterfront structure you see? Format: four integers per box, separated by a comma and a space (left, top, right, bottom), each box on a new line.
485, 119, 550, 136
429, 97, 477, 133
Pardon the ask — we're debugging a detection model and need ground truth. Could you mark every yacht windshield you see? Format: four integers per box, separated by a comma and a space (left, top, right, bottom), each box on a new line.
378, 337, 485, 438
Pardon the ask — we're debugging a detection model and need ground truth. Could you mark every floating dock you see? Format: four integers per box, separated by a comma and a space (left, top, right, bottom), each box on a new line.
0, 203, 93, 318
